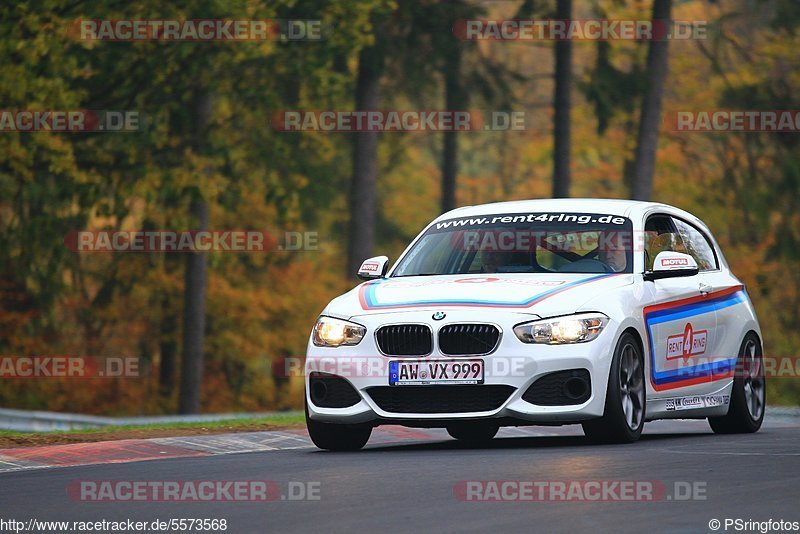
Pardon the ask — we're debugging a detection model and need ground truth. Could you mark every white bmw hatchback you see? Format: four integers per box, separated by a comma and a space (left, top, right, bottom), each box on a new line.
305, 199, 765, 450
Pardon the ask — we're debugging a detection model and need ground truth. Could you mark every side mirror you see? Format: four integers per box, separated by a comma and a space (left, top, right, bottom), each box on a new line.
357, 256, 389, 280
644, 251, 699, 281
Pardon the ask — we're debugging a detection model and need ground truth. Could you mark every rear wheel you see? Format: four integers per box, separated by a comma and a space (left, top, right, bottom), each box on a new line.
305, 402, 372, 451
582, 332, 646, 444
708, 333, 765, 434
447, 423, 499, 444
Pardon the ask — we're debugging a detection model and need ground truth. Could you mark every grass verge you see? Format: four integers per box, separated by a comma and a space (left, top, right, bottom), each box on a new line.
0, 413, 305, 449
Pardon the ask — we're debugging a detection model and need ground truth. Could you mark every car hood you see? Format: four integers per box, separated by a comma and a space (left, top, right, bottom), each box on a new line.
322, 273, 635, 320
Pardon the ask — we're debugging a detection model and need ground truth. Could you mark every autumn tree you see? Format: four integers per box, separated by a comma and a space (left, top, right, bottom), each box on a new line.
346, 15, 388, 277
630, 0, 672, 200
552, 0, 573, 198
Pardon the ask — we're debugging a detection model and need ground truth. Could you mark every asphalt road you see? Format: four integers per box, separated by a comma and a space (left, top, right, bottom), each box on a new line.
1, 418, 799, 534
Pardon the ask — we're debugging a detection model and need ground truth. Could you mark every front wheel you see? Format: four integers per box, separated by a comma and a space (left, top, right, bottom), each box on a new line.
582, 332, 646, 444
708, 333, 765, 434
305, 403, 372, 451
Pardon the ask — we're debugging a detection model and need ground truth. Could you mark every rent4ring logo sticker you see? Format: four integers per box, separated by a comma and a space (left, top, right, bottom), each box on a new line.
666, 323, 707, 361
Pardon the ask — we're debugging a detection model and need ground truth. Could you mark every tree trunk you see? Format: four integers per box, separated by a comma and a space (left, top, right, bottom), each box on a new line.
178, 199, 209, 414
158, 292, 177, 395
552, 0, 572, 198
346, 42, 384, 277
179, 91, 212, 414
441, 29, 464, 213
631, 0, 672, 201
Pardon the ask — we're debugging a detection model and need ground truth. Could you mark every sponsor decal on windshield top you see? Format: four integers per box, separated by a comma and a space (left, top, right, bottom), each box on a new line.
434, 213, 628, 231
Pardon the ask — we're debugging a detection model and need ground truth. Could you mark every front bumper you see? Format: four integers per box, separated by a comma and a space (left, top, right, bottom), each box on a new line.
305, 309, 617, 426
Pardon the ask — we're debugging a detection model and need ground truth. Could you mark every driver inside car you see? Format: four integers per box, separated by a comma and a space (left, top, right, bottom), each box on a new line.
597, 231, 628, 272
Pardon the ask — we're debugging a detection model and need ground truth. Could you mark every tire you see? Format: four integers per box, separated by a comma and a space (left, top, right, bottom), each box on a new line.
582, 332, 646, 444
446, 423, 499, 444
305, 402, 372, 451
708, 333, 765, 434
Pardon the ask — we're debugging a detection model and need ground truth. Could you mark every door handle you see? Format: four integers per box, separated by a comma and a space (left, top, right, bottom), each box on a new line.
699, 283, 712, 295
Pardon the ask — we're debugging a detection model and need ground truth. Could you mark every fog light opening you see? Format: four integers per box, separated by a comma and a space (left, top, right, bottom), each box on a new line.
564, 376, 589, 400
311, 380, 328, 403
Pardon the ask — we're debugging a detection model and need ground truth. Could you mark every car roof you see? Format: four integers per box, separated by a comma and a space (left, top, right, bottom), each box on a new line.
395, 198, 727, 273
434, 198, 691, 223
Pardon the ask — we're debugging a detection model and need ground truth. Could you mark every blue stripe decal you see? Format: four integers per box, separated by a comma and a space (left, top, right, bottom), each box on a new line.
648, 293, 746, 325
653, 358, 737, 383
647, 290, 745, 386
362, 273, 613, 309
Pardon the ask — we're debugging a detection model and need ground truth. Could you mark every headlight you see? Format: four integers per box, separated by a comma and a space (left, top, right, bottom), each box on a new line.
312, 316, 366, 347
513, 313, 608, 344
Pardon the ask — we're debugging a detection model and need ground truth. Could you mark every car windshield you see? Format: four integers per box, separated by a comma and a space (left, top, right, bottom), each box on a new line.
392, 212, 634, 276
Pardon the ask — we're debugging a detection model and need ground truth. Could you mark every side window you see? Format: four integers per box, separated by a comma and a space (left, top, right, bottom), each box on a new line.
644, 215, 681, 271
644, 214, 718, 272
672, 218, 718, 271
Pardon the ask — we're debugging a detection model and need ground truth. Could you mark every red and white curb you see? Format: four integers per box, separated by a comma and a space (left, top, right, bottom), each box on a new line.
0, 426, 563, 474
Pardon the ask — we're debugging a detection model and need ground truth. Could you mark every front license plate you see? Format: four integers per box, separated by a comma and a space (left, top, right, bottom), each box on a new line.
389, 360, 484, 385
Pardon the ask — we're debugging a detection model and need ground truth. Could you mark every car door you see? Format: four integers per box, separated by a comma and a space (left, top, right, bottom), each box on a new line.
671, 217, 744, 383
642, 214, 718, 398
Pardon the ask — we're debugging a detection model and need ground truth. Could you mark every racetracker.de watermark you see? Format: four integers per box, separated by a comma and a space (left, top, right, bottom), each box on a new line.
290, 356, 800, 380
454, 480, 707, 502
64, 230, 318, 252
272, 110, 526, 132
73, 19, 328, 41
456, 228, 637, 253
667, 110, 800, 132
0, 356, 139, 378
454, 19, 708, 41
288, 356, 530, 379
68, 480, 320, 502
0, 110, 140, 132
671, 356, 800, 380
